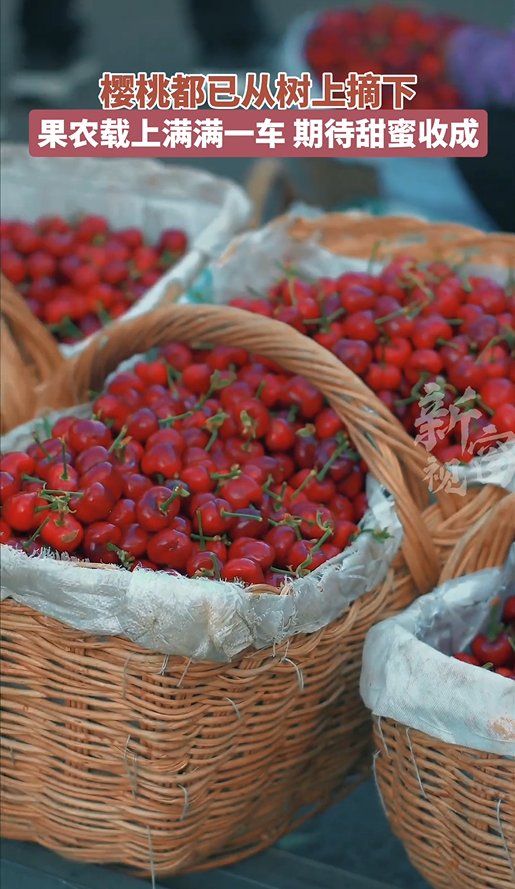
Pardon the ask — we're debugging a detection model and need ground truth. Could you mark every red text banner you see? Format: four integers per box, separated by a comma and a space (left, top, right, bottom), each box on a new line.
29, 110, 488, 158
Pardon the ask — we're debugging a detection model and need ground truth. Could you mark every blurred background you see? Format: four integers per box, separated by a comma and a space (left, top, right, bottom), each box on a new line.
1, 0, 514, 232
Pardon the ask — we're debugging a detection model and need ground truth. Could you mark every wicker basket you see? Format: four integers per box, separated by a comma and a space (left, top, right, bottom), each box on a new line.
0, 294, 455, 877
371, 493, 515, 889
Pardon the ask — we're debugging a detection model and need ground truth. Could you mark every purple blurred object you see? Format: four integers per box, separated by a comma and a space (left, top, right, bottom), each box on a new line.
447, 23, 515, 107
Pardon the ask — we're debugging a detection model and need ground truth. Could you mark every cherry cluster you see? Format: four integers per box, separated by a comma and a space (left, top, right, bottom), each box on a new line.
453, 596, 515, 680
306, 3, 464, 109
229, 260, 515, 461
0, 343, 379, 587
0, 215, 188, 344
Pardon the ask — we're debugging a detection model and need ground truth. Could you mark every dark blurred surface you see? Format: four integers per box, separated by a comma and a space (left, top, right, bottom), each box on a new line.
455, 105, 515, 232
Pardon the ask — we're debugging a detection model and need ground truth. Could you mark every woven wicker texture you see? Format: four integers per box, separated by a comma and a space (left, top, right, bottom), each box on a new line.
0, 273, 66, 434
286, 213, 515, 265
372, 493, 515, 889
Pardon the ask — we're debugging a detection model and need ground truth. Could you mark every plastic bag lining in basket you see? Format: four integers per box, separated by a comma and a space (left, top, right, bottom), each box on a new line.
0, 144, 252, 358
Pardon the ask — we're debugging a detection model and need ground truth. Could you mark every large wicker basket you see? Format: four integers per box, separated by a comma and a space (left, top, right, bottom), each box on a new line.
371, 493, 515, 889
0, 295, 457, 878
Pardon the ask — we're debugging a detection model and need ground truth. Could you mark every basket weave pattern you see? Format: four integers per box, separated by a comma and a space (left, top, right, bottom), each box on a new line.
372, 494, 515, 889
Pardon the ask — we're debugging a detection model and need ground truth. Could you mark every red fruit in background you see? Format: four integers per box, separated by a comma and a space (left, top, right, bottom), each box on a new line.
75, 215, 109, 243
42, 231, 74, 258
158, 228, 188, 255
102, 260, 129, 285
26, 250, 57, 279
10, 222, 41, 254
453, 653, 481, 666
117, 228, 144, 250
125, 408, 160, 443
480, 378, 515, 412
503, 596, 515, 624
404, 350, 443, 384
133, 246, 159, 273
1, 251, 26, 283
0, 519, 12, 543
70, 264, 101, 292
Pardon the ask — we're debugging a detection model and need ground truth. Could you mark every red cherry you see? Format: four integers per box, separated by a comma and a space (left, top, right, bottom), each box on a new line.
26, 250, 57, 280
10, 222, 41, 254
480, 378, 515, 412
453, 653, 481, 666
136, 485, 184, 532
83, 522, 121, 562
109, 498, 137, 527
2, 492, 39, 532
81, 462, 124, 501
217, 474, 262, 510
68, 419, 112, 452
471, 634, 514, 668
140, 443, 183, 479
186, 550, 223, 578
0, 452, 36, 478
74, 445, 114, 475
0, 519, 12, 543
502, 596, 515, 624
333, 339, 373, 375
221, 558, 265, 584
265, 417, 297, 452
229, 506, 268, 539
1, 251, 26, 283
69, 483, 115, 524
0, 472, 20, 503
228, 537, 275, 571
147, 529, 193, 568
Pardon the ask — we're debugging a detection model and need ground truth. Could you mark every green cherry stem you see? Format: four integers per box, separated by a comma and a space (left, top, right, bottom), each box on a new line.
22, 515, 51, 549
108, 426, 129, 453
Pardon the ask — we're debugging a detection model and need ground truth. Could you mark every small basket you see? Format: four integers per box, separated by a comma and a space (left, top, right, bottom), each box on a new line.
0, 298, 450, 877
371, 493, 515, 889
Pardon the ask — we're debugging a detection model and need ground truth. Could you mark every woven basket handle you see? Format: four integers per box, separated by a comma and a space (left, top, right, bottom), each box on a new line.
439, 492, 515, 582
0, 274, 66, 433
37, 302, 455, 593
